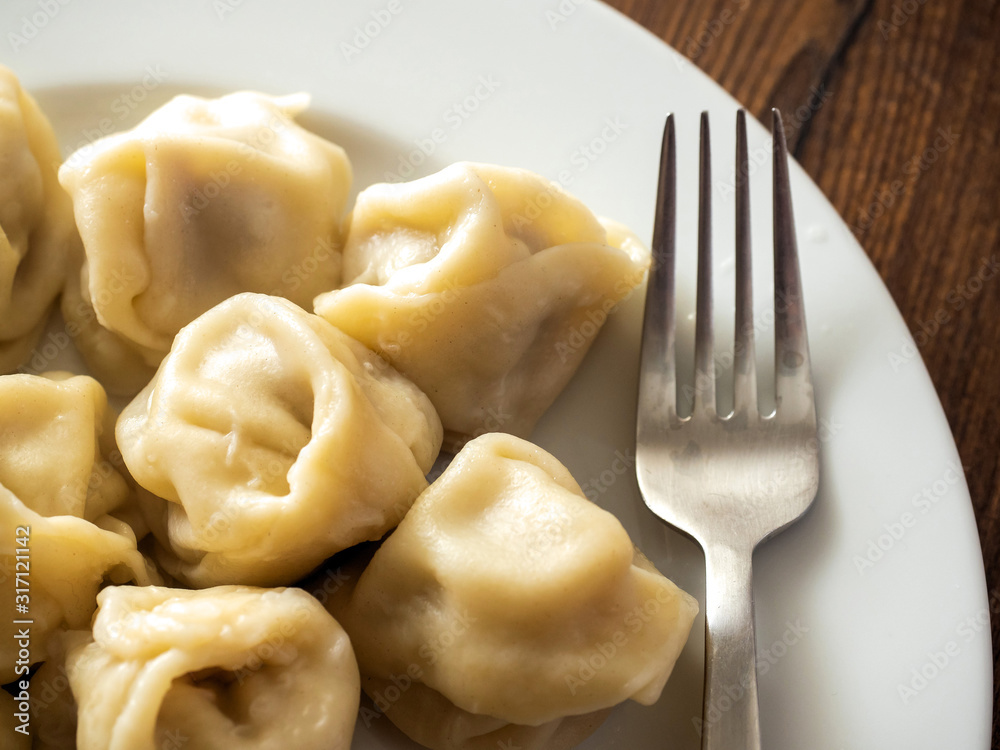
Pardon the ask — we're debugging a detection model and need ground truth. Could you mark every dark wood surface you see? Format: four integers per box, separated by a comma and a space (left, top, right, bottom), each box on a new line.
604, 0, 999, 742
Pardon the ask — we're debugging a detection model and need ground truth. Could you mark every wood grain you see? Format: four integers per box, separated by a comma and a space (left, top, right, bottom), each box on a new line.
605, 0, 1000, 742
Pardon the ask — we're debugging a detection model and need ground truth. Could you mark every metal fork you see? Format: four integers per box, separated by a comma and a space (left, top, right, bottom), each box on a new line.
635, 109, 819, 749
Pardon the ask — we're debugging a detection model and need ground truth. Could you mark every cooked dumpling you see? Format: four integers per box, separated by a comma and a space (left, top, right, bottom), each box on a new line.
0, 477, 158, 684
313, 162, 649, 448
59, 90, 352, 394
0, 372, 130, 520
0, 373, 158, 678
325, 433, 698, 750
0, 66, 80, 373
66, 585, 360, 750
0, 372, 159, 683
118, 292, 443, 588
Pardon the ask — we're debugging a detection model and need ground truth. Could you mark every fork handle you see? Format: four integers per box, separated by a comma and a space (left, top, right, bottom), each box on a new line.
700, 541, 762, 750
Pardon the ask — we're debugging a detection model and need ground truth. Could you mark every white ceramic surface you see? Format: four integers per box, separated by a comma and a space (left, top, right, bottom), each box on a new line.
3, 0, 991, 748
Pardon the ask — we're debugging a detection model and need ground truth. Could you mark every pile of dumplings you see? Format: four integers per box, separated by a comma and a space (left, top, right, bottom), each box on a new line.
0, 64, 698, 750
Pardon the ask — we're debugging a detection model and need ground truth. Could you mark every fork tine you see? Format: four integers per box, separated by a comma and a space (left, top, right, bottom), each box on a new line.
733, 109, 758, 419
636, 111, 819, 750
694, 111, 716, 418
637, 114, 678, 431
772, 109, 815, 422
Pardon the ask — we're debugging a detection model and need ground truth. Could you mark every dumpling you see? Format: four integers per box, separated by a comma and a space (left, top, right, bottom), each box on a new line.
0, 372, 130, 520
1, 492, 157, 694
313, 162, 649, 448
66, 585, 360, 750
324, 432, 698, 750
0, 373, 159, 683
0, 66, 80, 373
59, 90, 352, 394
117, 292, 443, 588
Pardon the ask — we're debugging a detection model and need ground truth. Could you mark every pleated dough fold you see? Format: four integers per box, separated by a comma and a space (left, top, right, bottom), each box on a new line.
67, 585, 360, 750
325, 432, 698, 750
59, 90, 352, 394
314, 162, 649, 448
118, 292, 443, 587
0, 66, 80, 373
0, 373, 159, 683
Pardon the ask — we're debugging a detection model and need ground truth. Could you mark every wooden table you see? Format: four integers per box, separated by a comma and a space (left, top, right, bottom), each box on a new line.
605, 0, 999, 742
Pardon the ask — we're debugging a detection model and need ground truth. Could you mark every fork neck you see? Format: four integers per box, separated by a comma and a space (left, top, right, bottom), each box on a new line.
699, 540, 762, 750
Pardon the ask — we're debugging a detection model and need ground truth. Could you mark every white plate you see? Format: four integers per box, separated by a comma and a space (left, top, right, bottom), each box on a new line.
6, 0, 992, 748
